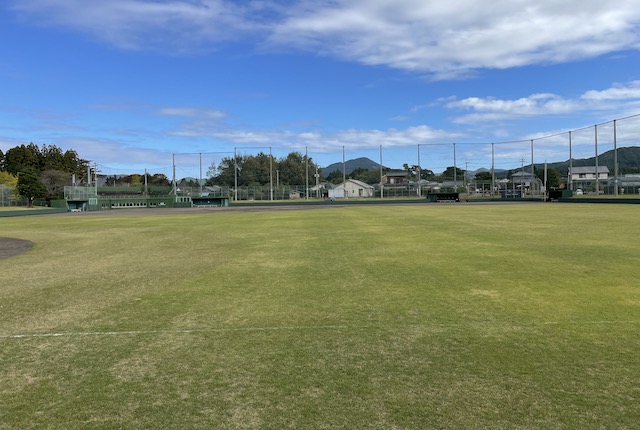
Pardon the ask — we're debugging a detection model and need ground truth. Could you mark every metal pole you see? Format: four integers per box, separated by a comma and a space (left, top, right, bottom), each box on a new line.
269, 146, 273, 201
544, 161, 548, 200
417, 144, 421, 197
521, 157, 524, 198
453, 143, 457, 191
199, 152, 202, 195
531, 139, 535, 194
380, 144, 383, 199
172, 154, 176, 195
569, 131, 573, 191
234, 147, 238, 202
305, 146, 309, 200
595, 125, 599, 195
464, 161, 468, 194
491, 143, 495, 197
342, 145, 346, 198
614, 120, 619, 196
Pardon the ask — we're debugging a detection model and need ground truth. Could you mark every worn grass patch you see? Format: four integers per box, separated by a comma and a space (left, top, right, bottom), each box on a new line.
1, 204, 640, 429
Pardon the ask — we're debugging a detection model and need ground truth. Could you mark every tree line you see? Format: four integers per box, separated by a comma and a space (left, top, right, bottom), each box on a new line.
206, 152, 320, 187
0, 143, 89, 205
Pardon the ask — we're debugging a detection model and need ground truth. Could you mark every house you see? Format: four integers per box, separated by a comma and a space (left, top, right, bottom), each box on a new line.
511, 171, 542, 191
329, 179, 374, 198
569, 166, 609, 181
382, 171, 409, 186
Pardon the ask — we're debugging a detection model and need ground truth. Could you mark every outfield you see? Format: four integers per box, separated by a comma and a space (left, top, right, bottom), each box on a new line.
1, 204, 639, 429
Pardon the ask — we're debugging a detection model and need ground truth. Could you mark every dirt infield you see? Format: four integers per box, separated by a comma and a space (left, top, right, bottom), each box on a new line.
0, 238, 33, 260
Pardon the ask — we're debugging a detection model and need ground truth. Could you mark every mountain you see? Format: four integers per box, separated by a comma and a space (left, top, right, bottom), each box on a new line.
544, 146, 640, 174
321, 157, 385, 177
320, 147, 640, 180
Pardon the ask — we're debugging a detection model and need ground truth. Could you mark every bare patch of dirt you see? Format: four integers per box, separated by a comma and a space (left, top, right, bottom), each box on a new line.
0, 238, 33, 260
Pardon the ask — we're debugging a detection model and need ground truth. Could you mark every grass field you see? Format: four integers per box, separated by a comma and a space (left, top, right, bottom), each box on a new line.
1, 204, 640, 429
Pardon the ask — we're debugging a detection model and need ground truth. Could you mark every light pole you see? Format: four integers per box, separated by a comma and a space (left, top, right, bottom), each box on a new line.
417, 144, 422, 197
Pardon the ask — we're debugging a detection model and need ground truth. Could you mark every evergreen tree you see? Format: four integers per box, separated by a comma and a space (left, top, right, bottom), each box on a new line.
17, 170, 47, 206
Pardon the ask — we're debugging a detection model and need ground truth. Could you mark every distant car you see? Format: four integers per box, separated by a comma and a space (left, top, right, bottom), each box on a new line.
575, 188, 583, 195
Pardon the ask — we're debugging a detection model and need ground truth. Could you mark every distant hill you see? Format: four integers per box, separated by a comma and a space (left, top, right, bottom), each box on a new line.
462, 146, 640, 176
543, 146, 640, 174
321, 157, 385, 177
320, 147, 640, 179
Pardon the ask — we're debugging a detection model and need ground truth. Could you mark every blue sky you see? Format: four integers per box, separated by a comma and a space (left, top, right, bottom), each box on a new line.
2, 0, 640, 179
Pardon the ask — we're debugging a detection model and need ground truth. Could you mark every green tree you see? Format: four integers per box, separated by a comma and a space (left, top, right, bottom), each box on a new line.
17, 170, 47, 206
439, 166, 466, 181
206, 156, 237, 186
535, 166, 561, 188
4, 143, 42, 175
349, 167, 383, 184
325, 169, 344, 184
41, 144, 66, 171
148, 173, 170, 186
475, 171, 493, 181
0, 171, 18, 187
277, 152, 312, 185
61, 149, 89, 175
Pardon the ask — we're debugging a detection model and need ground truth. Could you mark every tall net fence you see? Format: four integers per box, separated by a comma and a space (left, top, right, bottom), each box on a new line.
0, 184, 15, 207
92, 113, 640, 201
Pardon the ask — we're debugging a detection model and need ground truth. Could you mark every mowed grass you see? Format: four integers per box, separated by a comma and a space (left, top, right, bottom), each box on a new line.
1, 204, 640, 429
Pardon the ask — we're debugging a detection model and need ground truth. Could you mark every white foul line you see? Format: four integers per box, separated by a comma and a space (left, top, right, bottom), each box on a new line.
1, 325, 351, 339
2, 320, 640, 340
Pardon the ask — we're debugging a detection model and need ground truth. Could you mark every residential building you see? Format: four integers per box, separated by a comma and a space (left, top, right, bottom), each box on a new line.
569, 166, 610, 181
329, 179, 374, 198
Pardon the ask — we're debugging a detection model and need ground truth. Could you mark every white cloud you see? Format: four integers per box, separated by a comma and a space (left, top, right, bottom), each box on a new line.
10, 0, 640, 75
9, 0, 263, 53
439, 81, 640, 123
267, 0, 640, 76
159, 107, 227, 119
62, 137, 172, 167
181, 124, 463, 153
581, 80, 640, 101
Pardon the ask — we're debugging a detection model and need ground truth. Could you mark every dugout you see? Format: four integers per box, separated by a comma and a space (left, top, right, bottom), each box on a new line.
426, 192, 460, 202
192, 196, 230, 207
547, 189, 573, 201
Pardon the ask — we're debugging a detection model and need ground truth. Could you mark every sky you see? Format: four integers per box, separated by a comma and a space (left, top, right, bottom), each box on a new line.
2, 0, 640, 179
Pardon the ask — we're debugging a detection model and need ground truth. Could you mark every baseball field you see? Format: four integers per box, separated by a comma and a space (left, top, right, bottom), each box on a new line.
1, 203, 639, 429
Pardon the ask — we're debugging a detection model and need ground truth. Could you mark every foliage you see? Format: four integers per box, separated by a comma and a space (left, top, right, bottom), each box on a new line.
40, 169, 71, 199
2, 143, 88, 176
16, 170, 47, 206
0, 171, 18, 188
438, 166, 466, 180
349, 167, 383, 184
535, 166, 562, 188
325, 169, 345, 184
1, 143, 90, 198
475, 171, 493, 181
206, 152, 319, 187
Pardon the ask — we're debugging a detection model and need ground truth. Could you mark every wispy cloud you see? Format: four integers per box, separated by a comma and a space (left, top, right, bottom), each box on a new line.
438, 81, 640, 123
9, 0, 640, 75
174, 123, 463, 152
9, 0, 266, 53
159, 107, 227, 119
266, 0, 640, 77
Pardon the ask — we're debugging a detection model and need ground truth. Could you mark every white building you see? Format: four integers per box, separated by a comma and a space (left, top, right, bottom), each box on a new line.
329, 179, 374, 198
569, 166, 609, 181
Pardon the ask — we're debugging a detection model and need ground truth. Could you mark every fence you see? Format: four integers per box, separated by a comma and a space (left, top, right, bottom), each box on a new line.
92, 113, 640, 201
